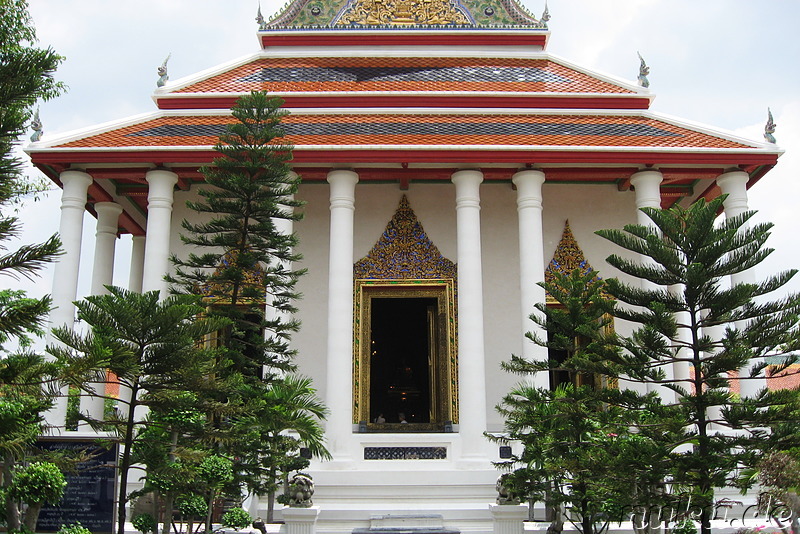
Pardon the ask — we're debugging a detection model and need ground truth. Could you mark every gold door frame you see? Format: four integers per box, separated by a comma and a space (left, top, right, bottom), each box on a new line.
353, 279, 458, 430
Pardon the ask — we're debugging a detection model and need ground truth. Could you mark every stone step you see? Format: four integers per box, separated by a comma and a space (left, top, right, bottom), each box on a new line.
351, 514, 461, 534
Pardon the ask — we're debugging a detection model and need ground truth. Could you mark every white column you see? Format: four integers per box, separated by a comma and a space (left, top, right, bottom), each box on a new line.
128, 235, 146, 293
82, 201, 123, 424
325, 169, 358, 460
630, 170, 676, 401
48, 169, 92, 430
90, 202, 123, 296
717, 170, 764, 398
671, 292, 693, 395
50, 170, 92, 333
266, 179, 296, 376
452, 169, 489, 461
141, 169, 178, 297
512, 169, 549, 390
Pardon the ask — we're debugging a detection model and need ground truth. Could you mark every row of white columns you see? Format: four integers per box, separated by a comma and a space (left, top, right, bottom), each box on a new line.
48, 169, 178, 428
629, 168, 763, 402
50, 169, 179, 336
323, 168, 549, 461
48, 165, 759, 446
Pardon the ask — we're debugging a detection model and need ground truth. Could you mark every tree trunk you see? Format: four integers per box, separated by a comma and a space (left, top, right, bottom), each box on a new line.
153, 491, 161, 534
581, 494, 594, 534
162, 430, 178, 534
267, 487, 275, 524
163, 493, 174, 534
118, 381, 140, 534
3, 452, 21, 531
205, 489, 216, 534
22, 501, 44, 531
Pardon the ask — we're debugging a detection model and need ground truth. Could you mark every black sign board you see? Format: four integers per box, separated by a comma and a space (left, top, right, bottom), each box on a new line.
36, 439, 117, 534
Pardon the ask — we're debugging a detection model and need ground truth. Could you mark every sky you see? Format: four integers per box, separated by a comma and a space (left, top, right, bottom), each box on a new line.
8, 0, 800, 318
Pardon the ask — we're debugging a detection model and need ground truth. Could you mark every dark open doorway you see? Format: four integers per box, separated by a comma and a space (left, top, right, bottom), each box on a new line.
354, 281, 456, 432
369, 297, 436, 425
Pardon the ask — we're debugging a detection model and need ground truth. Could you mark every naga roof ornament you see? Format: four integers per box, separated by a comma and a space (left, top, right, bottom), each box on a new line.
157, 54, 170, 88
264, 0, 546, 28
764, 108, 776, 144
637, 52, 650, 88
256, 4, 269, 30
539, 1, 549, 28
29, 108, 43, 142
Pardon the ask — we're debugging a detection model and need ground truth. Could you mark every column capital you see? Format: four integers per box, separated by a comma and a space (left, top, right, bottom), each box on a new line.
94, 201, 123, 228
716, 169, 749, 192
60, 168, 93, 185
451, 168, 484, 186
630, 169, 663, 210
512, 169, 545, 211
327, 169, 358, 210
145, 169, 178, 205
511, 168, 545, 188
59, 170, 93, 210
452, 169, 483, 209
326, 168, 359, 184
716, 170, 749, 217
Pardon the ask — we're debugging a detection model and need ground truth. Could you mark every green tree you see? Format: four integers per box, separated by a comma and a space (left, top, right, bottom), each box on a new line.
0, 4, 65, 523
130, 391, 209, 534
7, 461, 65, 531
0, 0, 63, 348
0, 355, 55, 530
168, 91, 326, 500
48, 287, 227, 534
596, 196, 800, 534
197, 455, 233, 534
493, 269, 673, 534
168, 90, 303, 382
233, 374, 330, 523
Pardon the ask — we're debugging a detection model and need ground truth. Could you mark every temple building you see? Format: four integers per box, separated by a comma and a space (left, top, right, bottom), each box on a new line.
27, 0, 783, 530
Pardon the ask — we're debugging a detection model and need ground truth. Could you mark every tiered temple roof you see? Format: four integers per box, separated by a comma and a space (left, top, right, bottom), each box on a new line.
27, 0, 781, 237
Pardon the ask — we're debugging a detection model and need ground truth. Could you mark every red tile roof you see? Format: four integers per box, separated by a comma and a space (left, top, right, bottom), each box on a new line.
54, 113, 751, 150
173, 57, 634, 95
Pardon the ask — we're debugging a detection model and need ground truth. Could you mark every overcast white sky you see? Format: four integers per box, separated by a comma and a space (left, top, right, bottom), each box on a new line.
8, 0, 800, 314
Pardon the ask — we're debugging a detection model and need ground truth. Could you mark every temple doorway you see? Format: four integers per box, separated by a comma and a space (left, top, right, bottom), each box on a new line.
369, 297, 437, 425
354, 281, 456, 432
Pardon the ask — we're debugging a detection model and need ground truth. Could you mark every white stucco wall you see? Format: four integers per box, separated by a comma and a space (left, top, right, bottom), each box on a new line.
287, 178, 642, 432
168, 176, 644, 433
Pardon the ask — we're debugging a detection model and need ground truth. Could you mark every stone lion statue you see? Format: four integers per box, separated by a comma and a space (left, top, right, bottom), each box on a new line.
496, 473, 520, 505
287, 473, 315, 507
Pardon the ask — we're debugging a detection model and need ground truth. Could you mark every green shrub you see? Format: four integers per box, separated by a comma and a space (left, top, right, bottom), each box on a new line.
131, 513, 156, 534
57, 522, 92, 534
197, 455, 233, 486
8, 462, 66, 505
673, 519, 698, 534
221, 508, 252, 530
177, 494, 208, 518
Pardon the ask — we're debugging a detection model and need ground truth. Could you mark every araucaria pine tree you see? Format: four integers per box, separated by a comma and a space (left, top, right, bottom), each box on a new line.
48, 287, 227, 534
0, 0, 63, 351
493, 268, 677, 534
169, 91, 327, 503
169, 91, 303, 381
597, 196, 800, 534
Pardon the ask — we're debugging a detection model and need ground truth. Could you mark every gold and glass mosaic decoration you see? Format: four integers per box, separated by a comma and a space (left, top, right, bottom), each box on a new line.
336, 0, 471, 26
544, 220, 601, 305
353, 196, 458, 428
